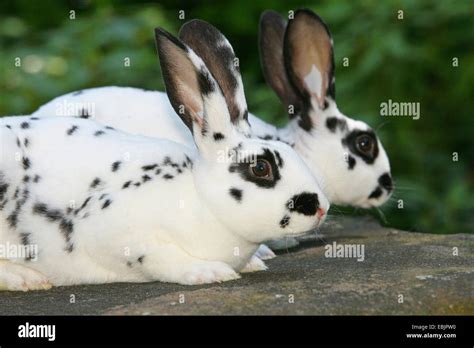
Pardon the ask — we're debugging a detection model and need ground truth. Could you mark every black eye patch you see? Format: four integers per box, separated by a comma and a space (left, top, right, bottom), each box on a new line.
228, 148, 281, 188
342, 129, 379, 164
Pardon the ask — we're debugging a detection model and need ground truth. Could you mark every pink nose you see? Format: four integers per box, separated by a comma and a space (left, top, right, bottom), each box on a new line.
317, 208, 326, 219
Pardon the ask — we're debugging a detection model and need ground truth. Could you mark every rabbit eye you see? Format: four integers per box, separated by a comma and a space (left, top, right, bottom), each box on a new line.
251, 159, 272, 178
355, 134, 375, 156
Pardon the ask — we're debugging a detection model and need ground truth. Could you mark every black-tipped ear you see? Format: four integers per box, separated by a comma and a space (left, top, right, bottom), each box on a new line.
284, 9, 335, 111
154, 27, 211, 131
178, 19, 248, 125
259, 10, 302, 118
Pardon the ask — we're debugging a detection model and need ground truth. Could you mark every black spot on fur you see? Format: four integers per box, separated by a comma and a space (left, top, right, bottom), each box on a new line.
274, 151, 284, 168
0, 183, 8, 201
326, 117, 347, 133
23, 175, 30, 183
67, 125, 79, 135
137, 255, 145, 264
229, 188, 242, 202
33, 202, 63, 222
19, 232, 30, 246
7, 211, 18, 228
59, 219, 74, 238
24, 138, 30, 147
142, 164, 158, 171
22, 157, 31, 170
213, 132, 225, 141
90, 177, 101, 188
280, 215, 290, 228
379, 173, 393, 192
72, 90, 83, 96
5, 125, 11, 129
127, 261, 133, 268
122, 181, 132, 189
79, 108, 90, 119
368, 187, 383, 199
155, 168, 162, 175
79, 197, 91, 212
105, 126, 115, 130
33, 175, 41, 183
184, 155, 193, 169
102, 199, 112, 209
111, 161, 121, 172
29, 117, 39, 120
94, 130, 105, 136
163, 174, 174, 180
287, 192, 319, 216
16, 138, 20, 147
20, 122, 30, 129
134, 182, 141, 187
142, 174, 152, 182
348, 155, 356, 170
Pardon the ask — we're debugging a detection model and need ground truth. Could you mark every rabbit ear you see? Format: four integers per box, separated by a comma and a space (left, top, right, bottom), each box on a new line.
178, 19, 249, 130
155, 27, 233, 139
259, 10, 302, 117
284, 9, 335, 111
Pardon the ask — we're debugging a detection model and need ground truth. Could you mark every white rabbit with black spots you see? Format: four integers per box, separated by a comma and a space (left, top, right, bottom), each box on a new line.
0, 28, 329, 291
33, 11, 392, 250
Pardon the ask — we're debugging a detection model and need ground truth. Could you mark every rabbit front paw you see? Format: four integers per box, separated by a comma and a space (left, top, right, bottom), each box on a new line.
240, 255, 268, 273
181, 261, 240, 285
0, 261, 52, 291
254, 244, 276, 260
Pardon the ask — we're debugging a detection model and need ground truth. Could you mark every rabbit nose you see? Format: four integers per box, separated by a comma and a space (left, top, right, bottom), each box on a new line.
317, 208, 326, 219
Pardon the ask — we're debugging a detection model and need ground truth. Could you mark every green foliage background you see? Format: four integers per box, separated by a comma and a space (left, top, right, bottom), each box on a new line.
1, 0, 473, 233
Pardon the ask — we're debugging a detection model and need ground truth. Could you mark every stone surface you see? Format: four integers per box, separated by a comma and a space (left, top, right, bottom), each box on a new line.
0, 216, 472, 315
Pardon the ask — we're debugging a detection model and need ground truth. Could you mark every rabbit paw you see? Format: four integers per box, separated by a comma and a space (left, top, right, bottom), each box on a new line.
255, 244, 276, 260
181, 261, 240, 285
241, 255, 268, 273
0, 262, 52, 291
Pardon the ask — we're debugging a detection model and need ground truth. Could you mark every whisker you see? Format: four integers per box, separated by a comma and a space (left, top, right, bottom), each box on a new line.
375, 119, 392, 132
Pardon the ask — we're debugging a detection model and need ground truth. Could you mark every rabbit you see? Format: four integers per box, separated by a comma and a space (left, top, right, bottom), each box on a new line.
0, 27, 329, 291
32, 11, 392, 249
29, 20, 286, 261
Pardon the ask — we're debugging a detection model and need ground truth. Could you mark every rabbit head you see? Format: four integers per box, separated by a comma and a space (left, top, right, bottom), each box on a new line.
155, 26, 330, 243
259, 9, 393, 208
